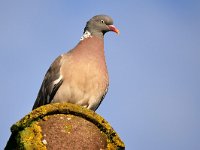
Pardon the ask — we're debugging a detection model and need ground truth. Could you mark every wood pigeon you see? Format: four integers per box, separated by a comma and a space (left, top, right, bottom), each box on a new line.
32, 15, 119, 111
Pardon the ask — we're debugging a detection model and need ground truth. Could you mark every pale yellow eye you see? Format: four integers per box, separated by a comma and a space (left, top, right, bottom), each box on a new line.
101, 20, 105, 24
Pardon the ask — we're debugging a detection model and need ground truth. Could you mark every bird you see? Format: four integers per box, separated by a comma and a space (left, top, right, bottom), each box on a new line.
32, 15, 119, 111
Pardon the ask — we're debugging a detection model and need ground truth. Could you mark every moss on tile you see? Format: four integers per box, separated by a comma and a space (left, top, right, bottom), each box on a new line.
19, 122, 46, 150
8, 102, 125, 149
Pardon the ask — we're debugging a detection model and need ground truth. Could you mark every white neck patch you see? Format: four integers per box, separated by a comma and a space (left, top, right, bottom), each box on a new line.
80, 30, 92, 41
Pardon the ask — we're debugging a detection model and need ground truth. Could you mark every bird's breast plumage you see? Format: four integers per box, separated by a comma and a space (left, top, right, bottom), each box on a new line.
52, 37, 109, 110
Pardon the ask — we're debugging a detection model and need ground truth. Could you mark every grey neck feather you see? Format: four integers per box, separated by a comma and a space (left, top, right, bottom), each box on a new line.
83, 24, 104, 39
80, 30, 104, 41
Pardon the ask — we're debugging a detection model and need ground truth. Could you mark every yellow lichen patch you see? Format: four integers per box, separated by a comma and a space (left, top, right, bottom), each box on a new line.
107, 143, 118, 150
42, 116, 49, 121
64, 124, 72, 133
112, 135, 125, 148
19, 122, 46, 150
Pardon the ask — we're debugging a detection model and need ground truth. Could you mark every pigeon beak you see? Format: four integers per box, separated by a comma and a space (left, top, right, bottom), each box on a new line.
108, 25, 120, 35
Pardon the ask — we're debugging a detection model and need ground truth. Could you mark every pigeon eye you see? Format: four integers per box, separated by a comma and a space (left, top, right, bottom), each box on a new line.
101, 20, 105, 24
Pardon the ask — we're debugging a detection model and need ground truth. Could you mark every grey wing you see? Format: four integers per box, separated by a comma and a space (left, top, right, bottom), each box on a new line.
32, 55, 63, 110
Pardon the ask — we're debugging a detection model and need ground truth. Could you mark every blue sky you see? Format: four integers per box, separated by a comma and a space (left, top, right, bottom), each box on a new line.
0, 1, 200, 149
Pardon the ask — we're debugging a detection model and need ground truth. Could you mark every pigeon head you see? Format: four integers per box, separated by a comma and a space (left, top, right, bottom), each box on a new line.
84, 15, 119, 38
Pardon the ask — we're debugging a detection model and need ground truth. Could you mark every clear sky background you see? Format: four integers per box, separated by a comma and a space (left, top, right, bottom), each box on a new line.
0, 1, 200, 149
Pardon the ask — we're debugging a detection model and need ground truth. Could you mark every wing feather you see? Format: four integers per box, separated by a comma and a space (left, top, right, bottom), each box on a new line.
32, 55, 63, 110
